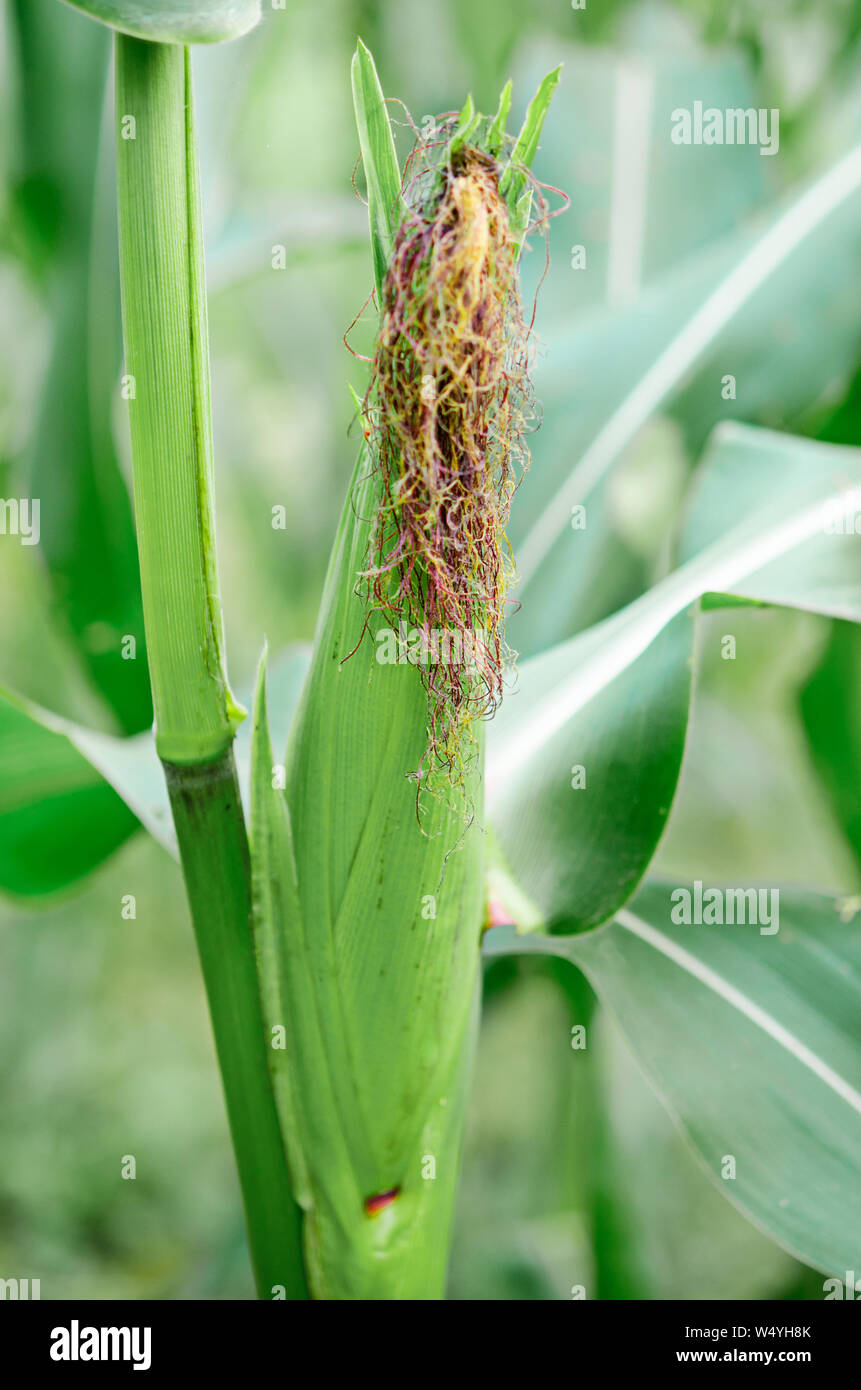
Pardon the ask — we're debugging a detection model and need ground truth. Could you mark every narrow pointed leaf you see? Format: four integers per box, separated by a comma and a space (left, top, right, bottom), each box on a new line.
447, 94, 481, 158
499, 66, 560, 235
351, 39, 402, 308
487, 80, 512, 156
247, 650, 309, 1298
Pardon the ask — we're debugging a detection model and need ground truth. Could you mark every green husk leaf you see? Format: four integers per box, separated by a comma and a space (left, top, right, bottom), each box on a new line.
447, 93, 481, 157
248, 649, 311, 1297
351, 39, 403, 308
59, 0, 261, 44
487, 79, 513, 156
271, 444, 484, 1297
499, 65, 561, 234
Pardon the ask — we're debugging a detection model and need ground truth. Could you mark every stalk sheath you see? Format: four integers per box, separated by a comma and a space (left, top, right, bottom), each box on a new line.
115, 36, 241, 766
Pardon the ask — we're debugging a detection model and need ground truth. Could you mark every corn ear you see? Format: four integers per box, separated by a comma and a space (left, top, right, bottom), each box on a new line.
247, 48, 559, 1298
251, 628, 481, 1298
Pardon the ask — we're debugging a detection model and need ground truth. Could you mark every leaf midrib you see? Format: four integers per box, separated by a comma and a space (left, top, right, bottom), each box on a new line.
615, 907, 861, 1116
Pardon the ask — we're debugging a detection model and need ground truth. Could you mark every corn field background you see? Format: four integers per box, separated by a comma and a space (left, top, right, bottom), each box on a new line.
1, 0, 860, 1301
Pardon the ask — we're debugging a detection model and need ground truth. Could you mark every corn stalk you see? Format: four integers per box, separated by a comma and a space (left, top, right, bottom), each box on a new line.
113, 30, 305, 1299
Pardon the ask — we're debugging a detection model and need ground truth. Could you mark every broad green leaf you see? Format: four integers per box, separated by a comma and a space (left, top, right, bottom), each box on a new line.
676, 427, 861, 621
511, 139, 861, 653
0, 647, 312, 899
485, 882, 861, 1277
459, 956, 801, 1299
800, 620, 861, 874
654, 621, 859, 893
0, 690, 141, 896
489, 609, 695, 933
517, 141, 861, 581
59, 0, 261, 44
488, 425, 861, 932
514, 38, 773, 319
351, 39, 402, 309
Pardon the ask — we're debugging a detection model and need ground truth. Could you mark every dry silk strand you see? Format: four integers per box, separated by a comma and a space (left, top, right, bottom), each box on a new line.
356, 137, 536, 801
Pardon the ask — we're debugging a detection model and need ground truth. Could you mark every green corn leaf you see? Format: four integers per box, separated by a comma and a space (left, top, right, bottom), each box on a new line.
0, 647, 314, 901
800, 620, 861, 874
514, 140, 861, 641
0, 688, 142, 896
487, 80, 512, 157
351, 39, 402, 308
498, 65, 561, 234
488, 424, 861, 934
454, 93, 476, 138
249, 649, 314, 1209
486, 882, 861, 1278
446, 94, 481, 158
58, 0, 261, 44
488, 608, 695, 934
246, 649, 310, 1299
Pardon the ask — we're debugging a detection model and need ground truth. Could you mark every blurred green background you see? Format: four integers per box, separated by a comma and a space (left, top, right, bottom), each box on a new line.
0, 0, 859, 1298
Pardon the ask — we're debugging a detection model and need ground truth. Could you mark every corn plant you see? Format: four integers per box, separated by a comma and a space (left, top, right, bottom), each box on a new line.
1, 0, 860, 1301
